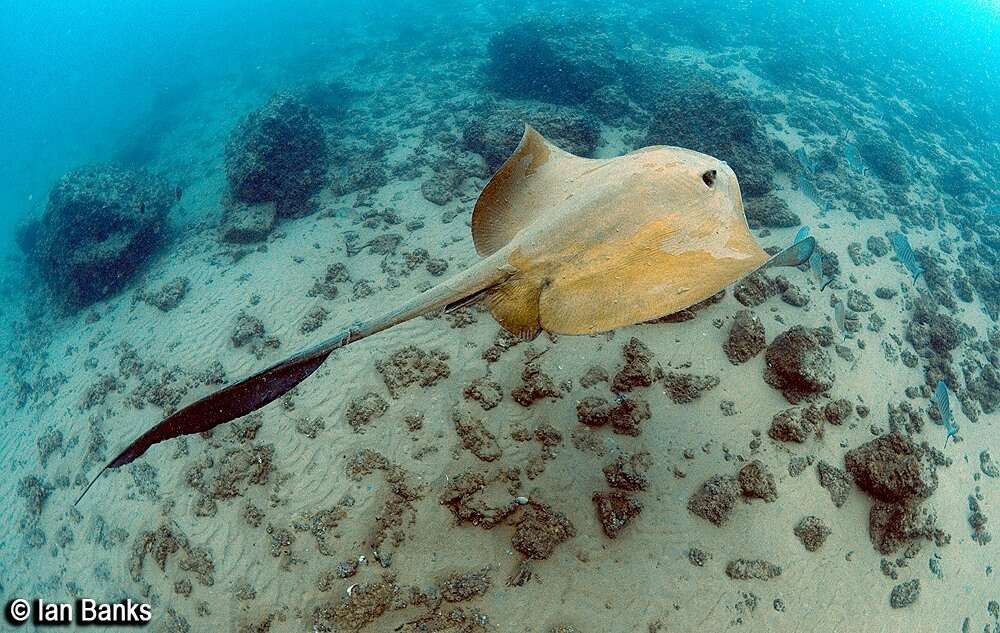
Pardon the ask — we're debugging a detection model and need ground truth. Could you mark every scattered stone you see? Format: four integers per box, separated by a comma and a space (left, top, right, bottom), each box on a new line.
220, 201, 276, 244
513, 501, 576, 559
889, 579, 920, 609
579, 366, 609, 388
764, 326, 835, 403
141, 277, 190, 312
575, 395, 651, 436
846, 289, 874, 312
844, 433, 938, 504
440, 568, 492, 602
662, 372, 720, 404
612, 337, 660, 392
794, 516, 831, 552
725, 559, 782, 581
768, 406, 824, 443
463, 377, 503, 410
738, 460, 777, 502
869, 500, 949, 555
592, 491, 643, 539
603, 453, 651, 492
344, 393, 389, 432
823, 399, 853, 425
724, 310, 766, 364
512, 361, 562, 406
453, 409, 502, 462
688, 475, 741, 526
375, 346, 450, 398
981, 451, 999, 478
688, 547, 712, 567
299, 306, 328, 334
816, 460, 852, 508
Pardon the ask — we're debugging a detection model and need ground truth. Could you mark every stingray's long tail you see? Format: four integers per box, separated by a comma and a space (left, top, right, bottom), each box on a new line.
75, 256, 510, 506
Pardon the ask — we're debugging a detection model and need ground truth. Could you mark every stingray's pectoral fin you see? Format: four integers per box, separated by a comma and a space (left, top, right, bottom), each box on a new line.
74, 336, 343, 506
485, 274, 542, 340
764, 236, 816, 269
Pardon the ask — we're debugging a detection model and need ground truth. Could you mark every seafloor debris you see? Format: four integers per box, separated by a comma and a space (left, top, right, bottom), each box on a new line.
592, 490, 643, 539
764, 325, 835, 403
724, 309, 766, 364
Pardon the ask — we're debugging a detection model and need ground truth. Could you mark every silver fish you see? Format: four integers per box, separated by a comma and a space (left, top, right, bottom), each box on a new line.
834, 299, 847, 337
889, 232, 925, 283
844, 143, 865, 174
809, 250, 832, 290
932, 380, 959, 448
795, 147, 815, 176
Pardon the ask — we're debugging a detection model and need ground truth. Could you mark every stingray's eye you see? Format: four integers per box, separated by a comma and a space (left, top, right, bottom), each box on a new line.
702, 169, 717, 188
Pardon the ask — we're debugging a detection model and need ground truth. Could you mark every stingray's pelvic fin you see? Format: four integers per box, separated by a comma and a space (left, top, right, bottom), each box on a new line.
765, 236, 816, 269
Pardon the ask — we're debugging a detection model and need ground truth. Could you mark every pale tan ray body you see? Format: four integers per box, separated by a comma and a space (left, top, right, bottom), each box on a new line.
472, 126, 769, 337
80, 125, 800, 496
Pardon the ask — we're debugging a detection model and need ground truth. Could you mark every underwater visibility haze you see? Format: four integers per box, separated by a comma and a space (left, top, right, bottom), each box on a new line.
1, 1, 999, 632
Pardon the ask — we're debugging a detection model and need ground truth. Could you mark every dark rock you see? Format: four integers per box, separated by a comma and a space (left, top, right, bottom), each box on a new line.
31, 165, 174, 308
844, 433, 937, 504
612, 337, 661, 393
592, 491, 642, 539
857, 131, 911, 187
512, 501, 576, 559
662, 372, 720, 404
745, 194, 800, 229
889, 579, 920, 609
816, 460, 852, 508
688, 475, 740, 526
738, 460, 777, 502
724, 309, 766, 364
219, 201, 276, 244
725, 559, 782, 581
224, 93, 328, 213
642, 81, 786, 196
793, 516, 831, 552
764, 326, 835, 403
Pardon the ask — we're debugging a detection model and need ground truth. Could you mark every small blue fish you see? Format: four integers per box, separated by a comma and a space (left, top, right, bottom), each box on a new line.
798, 175, 830, 216
809, 250, 833, 290
795, 147, 815, 176
889, 232, 925, 283
933, 380, 959, 448
844, 143, 865, 174
834, 299, 847, 338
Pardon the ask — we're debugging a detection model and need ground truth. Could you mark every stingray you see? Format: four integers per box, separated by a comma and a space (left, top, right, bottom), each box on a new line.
75, 126, 815, 505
